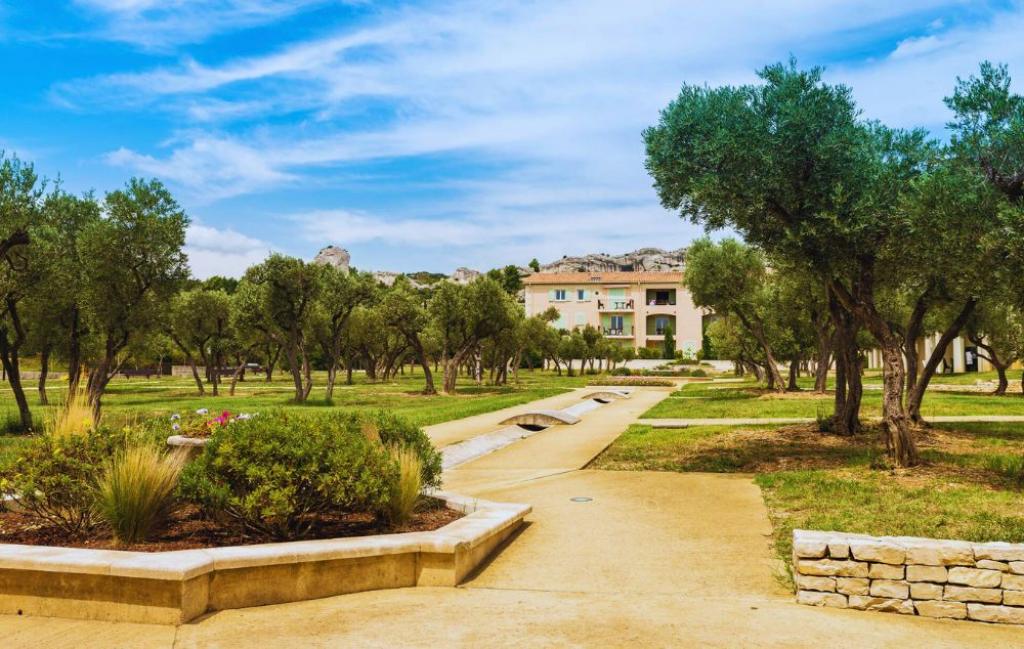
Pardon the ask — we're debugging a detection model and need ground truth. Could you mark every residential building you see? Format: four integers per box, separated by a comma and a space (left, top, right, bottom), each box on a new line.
522, 271, 702, 355
866, 333, 1007, 374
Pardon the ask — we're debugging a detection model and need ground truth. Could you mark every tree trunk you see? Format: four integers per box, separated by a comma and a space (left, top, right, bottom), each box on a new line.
325, 363, 338, 402
829, 292, 860, 436
736, 313, 785, 392
0, 330, 32, 431
410, 336, 435, 395
443, 348, 470, 395
902, 288, 932, 399
229, 358, 247, 396
787, 358, 800, 391
878, 341, 918, 466
67, 305, 83, 395
285, 345, 305, 402
814, 330, 831, 393
996, 366, 1009, 396
906, 298, 977, 424
188, 357, 205, 396
969, 333, 1014, 396
38, 346, 50, 406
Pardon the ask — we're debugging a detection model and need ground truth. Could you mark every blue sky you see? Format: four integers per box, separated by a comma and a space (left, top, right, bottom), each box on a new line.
1, 1, 1022, 277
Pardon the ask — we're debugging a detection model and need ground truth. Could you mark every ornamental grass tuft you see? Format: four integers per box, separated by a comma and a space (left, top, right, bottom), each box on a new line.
95, 443, 184, 545
385, 444, 423, 527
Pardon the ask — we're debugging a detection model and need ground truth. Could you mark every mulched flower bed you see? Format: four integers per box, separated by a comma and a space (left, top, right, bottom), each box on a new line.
0, 499, 463, 552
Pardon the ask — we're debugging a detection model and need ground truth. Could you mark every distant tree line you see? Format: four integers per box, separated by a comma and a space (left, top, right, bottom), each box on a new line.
0, 166, 641, 430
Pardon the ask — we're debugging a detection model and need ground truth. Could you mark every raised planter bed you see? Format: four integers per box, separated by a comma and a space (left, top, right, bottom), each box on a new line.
0, 491, 529, 624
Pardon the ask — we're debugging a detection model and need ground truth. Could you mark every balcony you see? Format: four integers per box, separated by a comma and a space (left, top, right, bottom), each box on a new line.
598, 299, 634, 311
603, 326, 634, 337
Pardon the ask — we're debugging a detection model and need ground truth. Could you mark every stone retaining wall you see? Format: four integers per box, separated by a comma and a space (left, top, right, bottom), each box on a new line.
793, 529, 1024, 625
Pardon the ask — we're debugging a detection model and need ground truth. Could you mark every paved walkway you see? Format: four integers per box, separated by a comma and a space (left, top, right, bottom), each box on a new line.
641, 415, 1024, 427
2, 387, 1023, 647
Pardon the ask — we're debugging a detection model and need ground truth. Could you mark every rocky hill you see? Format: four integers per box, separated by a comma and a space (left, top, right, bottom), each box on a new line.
538, 247, 685, 273
312, 245, 685, 287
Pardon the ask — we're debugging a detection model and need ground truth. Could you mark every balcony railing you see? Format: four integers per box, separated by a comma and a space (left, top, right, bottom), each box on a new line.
598, 299, 634, 311
646, 299, 676, 306
603, 326, 634, 336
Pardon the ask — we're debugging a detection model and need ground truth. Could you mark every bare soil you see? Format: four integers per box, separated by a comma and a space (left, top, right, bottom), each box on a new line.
0, 499, 463, 552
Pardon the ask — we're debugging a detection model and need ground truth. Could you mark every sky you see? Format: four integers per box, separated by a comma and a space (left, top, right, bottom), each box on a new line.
1, 1, 1023, 278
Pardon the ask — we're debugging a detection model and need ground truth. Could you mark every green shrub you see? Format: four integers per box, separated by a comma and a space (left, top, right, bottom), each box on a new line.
0, 429, 126, 534
368, 411, 442, 488
384, 445, 423, 526
96, 444, 184, 545
179, 411, 398, 540
689, 368, 707, 377
609, 367, 632, 376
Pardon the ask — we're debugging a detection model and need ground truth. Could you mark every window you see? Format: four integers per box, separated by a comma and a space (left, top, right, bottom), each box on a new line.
575, 313, 586, 327
577, 289, 588, 301
609, 315, 624, 335
554, 289, 567, 301
655, 316, 670, 335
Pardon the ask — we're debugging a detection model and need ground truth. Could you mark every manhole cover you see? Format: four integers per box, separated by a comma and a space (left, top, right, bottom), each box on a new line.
570, 496, 593, 503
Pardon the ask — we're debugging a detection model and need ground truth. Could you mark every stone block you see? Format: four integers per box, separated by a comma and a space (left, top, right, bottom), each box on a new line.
943, 585, 1003, 604
847, 596, 914, 615
914, 600, 967, 620
900, 538, 974, 566
796, 559, 868, 578
909, 582, 943, 600
849, 539, 905, 565
795, 575, 835, 593
835, 577, 869, 596
797, 590, 847, 608
1009, 561, 1024, 575
947, 567, 1002, 588
975, 559, 1009, 572
967, 604, 1024, 625
1004, 590, 1024, 607
868, 563, 904, 580
792, 534, 828, 559
974, 542, 1024, 563
906, 565, 947, 583
1002, 573, 1024, 591
869, 580, 909, 599
828, 542, 850, 560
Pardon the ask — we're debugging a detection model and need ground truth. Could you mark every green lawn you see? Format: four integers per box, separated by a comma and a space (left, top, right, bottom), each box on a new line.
596, 378, 1024, 582
642, 378, 1024, 419
0, 369, 588, 466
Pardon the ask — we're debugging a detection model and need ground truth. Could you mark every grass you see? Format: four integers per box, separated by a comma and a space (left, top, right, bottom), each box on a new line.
385, 444, 423, 527
0, 369, 587, 469
642, 377, 1024, 419
95, 444, 185, 545
595, 378, 1024, 583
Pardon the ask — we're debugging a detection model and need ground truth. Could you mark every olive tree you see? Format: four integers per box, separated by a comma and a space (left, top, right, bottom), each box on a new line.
645, 62, 932, 464
78, 179, 188, 418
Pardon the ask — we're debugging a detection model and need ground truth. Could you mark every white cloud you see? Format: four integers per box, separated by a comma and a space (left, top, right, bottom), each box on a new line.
833, 9, 1024, 128
185, 223, 272, 278
46, 1, 1024, 270
71, 0, 329, 49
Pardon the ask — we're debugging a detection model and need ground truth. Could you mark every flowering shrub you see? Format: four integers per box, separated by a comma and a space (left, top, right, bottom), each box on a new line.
180, 411, 399, 539
165, 409, 255, 438
0, 429, 130, 534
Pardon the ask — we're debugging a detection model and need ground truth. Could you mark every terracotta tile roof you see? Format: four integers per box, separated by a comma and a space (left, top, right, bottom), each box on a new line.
522, 271, 684, 285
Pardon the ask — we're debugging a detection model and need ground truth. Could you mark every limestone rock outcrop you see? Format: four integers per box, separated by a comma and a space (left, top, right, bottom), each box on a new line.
538, 247, 685, 274
313, 246, 351, 272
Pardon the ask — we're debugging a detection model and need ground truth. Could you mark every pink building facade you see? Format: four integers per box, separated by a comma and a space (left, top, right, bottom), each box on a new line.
522, 271, 703, 357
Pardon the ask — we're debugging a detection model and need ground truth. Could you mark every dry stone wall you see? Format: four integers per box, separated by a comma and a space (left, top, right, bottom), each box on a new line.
793, 529, 1024, 625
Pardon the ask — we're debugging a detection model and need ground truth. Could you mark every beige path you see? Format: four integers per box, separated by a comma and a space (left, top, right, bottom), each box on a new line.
641, 414, 1024, 427
2, 387, 1023, 647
